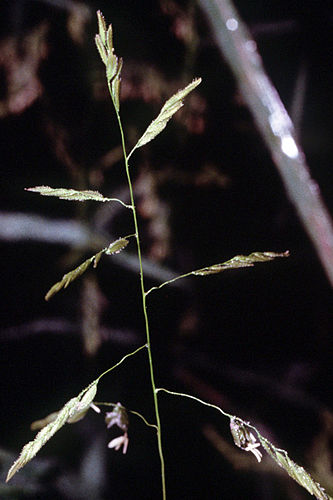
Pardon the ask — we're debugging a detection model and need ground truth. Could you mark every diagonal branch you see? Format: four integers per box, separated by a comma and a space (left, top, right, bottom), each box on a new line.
199, 0, 333, 287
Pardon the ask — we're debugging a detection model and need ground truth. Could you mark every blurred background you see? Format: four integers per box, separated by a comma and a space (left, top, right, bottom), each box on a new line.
0, 0, 332, 498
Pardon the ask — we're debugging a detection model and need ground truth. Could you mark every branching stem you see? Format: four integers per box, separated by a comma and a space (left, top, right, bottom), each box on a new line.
156, 387, 233, 419
93, 401, 158, 429
145, 271, 194, 296
96, 343, 147, 383
108, 82, 167, 500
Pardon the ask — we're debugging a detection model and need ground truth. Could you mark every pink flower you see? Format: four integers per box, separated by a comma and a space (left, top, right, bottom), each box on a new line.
108, 432, 129, 454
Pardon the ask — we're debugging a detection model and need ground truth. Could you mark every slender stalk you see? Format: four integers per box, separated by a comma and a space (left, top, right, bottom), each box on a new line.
92, 401, 158, 429
96, 343, 147, 382
156, 388, 233, 419
108, 84, 167, 500
145, 271, 194, 296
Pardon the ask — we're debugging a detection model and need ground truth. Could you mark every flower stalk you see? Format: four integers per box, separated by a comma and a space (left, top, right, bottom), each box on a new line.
96, 11, 167, 497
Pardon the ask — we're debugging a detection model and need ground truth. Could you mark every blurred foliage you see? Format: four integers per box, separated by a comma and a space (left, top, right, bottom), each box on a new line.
0, 0, 332, 498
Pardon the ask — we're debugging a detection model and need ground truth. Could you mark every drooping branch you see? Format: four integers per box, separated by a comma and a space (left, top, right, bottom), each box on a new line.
0, 211, 184, 287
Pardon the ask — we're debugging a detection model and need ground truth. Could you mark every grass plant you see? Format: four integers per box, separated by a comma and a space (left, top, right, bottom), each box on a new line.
6, 11, 332, 500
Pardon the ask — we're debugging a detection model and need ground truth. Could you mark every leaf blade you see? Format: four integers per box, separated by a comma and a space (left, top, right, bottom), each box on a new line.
45, 255, 94, 301
26, 186, 132, 208
105, 237, 129, 255
129, 78, 201, 157
45, 238, 129, 301
26, 186, 113, 203
146, 251, 289, 296
192, 251, 290, 276
258, 436, 331, 499
6, 397, 78, 482
6, 382, 98, 482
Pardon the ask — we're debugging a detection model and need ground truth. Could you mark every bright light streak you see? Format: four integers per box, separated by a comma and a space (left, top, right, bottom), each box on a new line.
281, 135, 299, 159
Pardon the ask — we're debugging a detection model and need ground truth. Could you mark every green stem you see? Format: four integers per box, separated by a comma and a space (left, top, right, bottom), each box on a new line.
97, 344, 147, 382
145, 271, 194, 296
156, 388, 233, 419
109, 84, 167, 500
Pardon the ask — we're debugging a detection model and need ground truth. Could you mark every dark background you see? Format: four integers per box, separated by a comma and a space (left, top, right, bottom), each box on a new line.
0, 0, 332, 498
